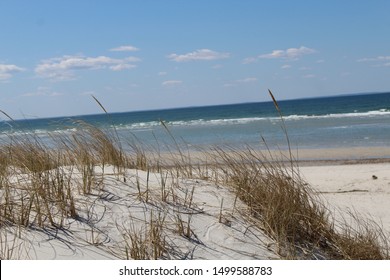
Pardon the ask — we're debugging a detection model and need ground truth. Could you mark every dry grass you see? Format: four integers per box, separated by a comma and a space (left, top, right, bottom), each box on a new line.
119, 211, 167, 260
211, 147, 335, 258
332, 211, 390, 259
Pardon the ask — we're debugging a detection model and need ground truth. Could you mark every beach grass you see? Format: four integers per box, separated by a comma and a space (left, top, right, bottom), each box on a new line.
0, 95, 389, 260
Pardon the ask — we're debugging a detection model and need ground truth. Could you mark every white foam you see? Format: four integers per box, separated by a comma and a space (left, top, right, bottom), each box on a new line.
114, 109, 390, 130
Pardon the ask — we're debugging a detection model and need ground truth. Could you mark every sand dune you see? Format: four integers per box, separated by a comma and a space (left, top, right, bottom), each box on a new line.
1, 165, 278, 260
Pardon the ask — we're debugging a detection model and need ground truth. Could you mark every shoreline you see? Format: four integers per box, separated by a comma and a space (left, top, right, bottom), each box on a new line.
296, 157, 390, 166
152, 146, 390, 167
290, 146, 390, 162
241, 146, 390, 166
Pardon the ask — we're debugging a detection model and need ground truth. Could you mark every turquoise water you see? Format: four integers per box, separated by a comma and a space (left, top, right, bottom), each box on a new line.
2, 92, 390, 150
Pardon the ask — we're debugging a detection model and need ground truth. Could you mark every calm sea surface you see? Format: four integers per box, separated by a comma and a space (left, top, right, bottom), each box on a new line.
2, 92, 390, 151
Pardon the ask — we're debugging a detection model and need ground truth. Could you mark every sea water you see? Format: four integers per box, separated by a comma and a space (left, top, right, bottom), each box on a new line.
1, 92, 390, 151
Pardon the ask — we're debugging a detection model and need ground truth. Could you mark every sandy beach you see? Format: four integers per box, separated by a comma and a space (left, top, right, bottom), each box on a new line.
300, 163, 390, 233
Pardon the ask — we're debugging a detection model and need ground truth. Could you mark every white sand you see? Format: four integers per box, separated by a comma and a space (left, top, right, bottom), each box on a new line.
2, 161, 389, 260
299, 163, 390, 233
1, 165, 278, 260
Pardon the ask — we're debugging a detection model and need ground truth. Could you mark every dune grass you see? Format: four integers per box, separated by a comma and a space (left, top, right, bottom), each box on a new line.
0, 94, 389, 260
211, 146, 390, 259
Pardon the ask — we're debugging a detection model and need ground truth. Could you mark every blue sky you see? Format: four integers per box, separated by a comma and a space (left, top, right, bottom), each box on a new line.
1, 0, 390, 119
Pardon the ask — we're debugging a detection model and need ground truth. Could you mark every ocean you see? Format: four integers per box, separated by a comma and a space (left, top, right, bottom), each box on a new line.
2, 92, 390, 151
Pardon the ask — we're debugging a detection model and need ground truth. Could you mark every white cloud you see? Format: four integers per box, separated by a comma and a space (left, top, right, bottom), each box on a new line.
162, 80, 182, 86
357, 55, 390, 67
357, 56, 390, 62
259, 50, 285, 59
260, 46, 316, 60
0, 64, 25, 80
244, 46, 316, 63
168, 49, 230, 62
303, 74, 316, 78
110, 45, 139, 52
109, 64, 137, 71
158, 71, 168, 76
281, 64, 292, 69
35, 55, 140, 80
